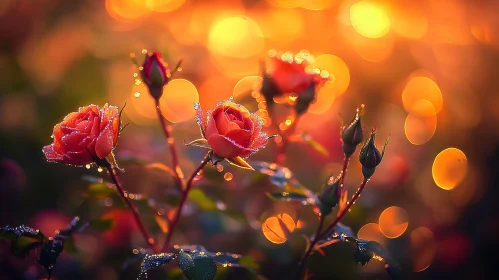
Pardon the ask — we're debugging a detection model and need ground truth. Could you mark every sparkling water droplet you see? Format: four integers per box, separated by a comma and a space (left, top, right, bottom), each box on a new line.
133, 73, 138, 78
141, 49, 148, 54
85, 164, 91, 169
177, 67, 182, 72
97, 167, 103, 172
134, 91, 141, 98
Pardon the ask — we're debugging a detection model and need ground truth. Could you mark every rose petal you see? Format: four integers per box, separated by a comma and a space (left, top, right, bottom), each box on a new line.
225, 129, 252, 147
95, 123, 114, 159
194, 103, 206, 137
205, 110, 219, 139
250, 132, 268, 150
271, 58, 312, 94
63, 150, 94, 166
42, 144, 64, 162
100, 103, 119, 131
207, 134, 256, 158
61, 132, 88, 152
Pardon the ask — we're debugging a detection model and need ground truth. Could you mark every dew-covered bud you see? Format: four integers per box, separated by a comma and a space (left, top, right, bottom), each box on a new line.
341, 105, 364, 157
141, 52, 170, 99
318, 175, 341, 215
359, 128, 389, 178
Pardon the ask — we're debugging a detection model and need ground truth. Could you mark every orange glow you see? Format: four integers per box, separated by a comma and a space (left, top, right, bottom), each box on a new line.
106, 0, 150, 21
402, 75, 443, 113
198, 76, 234, 108
378, 206, 409, 238
159, 79, 199, 123
313, 54, 350, 96
146, 0, 185, 12
262, 213, 296, 244
432, 148, 468, 190
308, 86, 335, 114
265, 0, 300, 8
127, 84, 157, 124
392, 10, 427, 39
300, 0, 335, 11
352, 36, 394, 63
350, 1, 390, 38
233, 76, 263, 98
404, 99, 437, 145
264, 9, 304, 46
410, 227, 435, 272
208, 16, 264, 59
357, 223, 386, 245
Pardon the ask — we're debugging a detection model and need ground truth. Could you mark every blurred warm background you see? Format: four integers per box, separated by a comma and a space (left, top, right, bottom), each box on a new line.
1, 0, 499, 279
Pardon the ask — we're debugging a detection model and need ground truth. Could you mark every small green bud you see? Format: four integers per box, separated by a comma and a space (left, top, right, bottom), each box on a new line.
341, 105, 364, 157
318, 174, 341, 215
359, 128, 389, 178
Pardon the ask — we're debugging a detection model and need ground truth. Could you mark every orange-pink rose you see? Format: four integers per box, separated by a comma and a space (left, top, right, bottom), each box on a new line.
194, 99, 268, 159
43, 104, 120, 166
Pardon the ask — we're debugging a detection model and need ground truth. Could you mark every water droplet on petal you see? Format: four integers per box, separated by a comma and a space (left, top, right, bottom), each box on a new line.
134, 91, 141, 98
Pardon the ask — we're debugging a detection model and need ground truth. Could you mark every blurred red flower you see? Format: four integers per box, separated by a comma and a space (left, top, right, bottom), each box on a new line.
195, 99, 268, 159
43, 104, 120, 166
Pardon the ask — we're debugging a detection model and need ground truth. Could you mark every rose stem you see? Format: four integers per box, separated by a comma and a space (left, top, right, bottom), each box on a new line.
105, 164, 159, 253
155, 99, 184, 189
295, 215, 325, 280
274, 115, 301, 164
295, 177, 369, 279
161, 152, 211, 252
339, 155, 350, 186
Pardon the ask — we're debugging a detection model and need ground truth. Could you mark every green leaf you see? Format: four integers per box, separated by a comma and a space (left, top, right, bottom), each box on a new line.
188, 189, 217, 211
138, 253, 175, 279
38, 217, 82, 273
266, 192, 314, 205
290, 132, 329, 157
252, 161, 293, 188
186, 138, 211, 149
0, 225, 45, 240
11, 236, 44, 258
1, 225, 46, 258
178, 250, 217, 280
89, 219, 115, 232
85, 183, 115, 199
226, 157, 254, 170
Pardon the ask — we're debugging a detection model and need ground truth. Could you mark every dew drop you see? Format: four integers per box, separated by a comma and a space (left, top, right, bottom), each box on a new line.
134, 91, 141, 98
177, 67, 182, 72
97, 167, 104, 173
142, 49, 148, 54
224, 172, 233, 181
133, 73, 138, 78
85, 164, 91, 169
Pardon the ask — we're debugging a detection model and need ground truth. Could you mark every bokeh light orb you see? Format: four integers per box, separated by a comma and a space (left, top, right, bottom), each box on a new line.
378, 206, 409, 238
106, 0, 150, 21
159, 79, 199, 123
350, 1, 390, 38
262, 213, 296, 244
357, 223, 386, 245
308, 86, 335, 114
233, 76, 262, 98
313, 54, 350, 96
208, 16, 264, 59
146, 0, 186, 12
402, 76, 443, 113
432, 148, 468, 190
410, 227, 436, 272
404, 99, 437, 145
300, 0, 335, 11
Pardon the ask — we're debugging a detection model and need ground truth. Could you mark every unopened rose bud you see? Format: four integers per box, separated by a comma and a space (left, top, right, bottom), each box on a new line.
359, 128, 389, 178
318, 175, 341, 215
141, 52, 170, 99
341, 105, 364, 157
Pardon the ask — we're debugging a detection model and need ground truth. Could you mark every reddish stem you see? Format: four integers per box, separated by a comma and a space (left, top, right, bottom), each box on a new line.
106, 165, 158, 253
155, 99, 183, 189
339, 156, 350, 186
296, 215, 325, 279
295, 177, 369, 279
161, 152, 211, 252
274, 115, 301, 164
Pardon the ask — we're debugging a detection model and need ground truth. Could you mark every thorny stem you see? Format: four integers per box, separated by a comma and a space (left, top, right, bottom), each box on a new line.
296, 215, 325, 280
155, 99, 184, 189
336, 156, 351, 200
295, 177, 369, 279
161, 152, 211, 252
274, 115, 301, 164
105, 164, 159, 253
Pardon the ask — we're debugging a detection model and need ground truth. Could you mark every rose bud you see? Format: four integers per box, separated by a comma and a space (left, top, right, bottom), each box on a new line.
261, 50, 328, 114
359, 128, 389, 178
318, 175, 341, 215
187, 98, 269, 170
43, 104, 121, 166
341, 105, 364, 157
141, 52, 170, 99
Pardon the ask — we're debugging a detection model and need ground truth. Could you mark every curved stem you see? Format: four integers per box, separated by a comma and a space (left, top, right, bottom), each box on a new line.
155, 99, 184, 189
106, 164, 158, 253
274, 115, 301, 164
295, 178, 369, 279
161, 152, 211, 252
336, 156, 351, 201
296, 215, 325, 279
